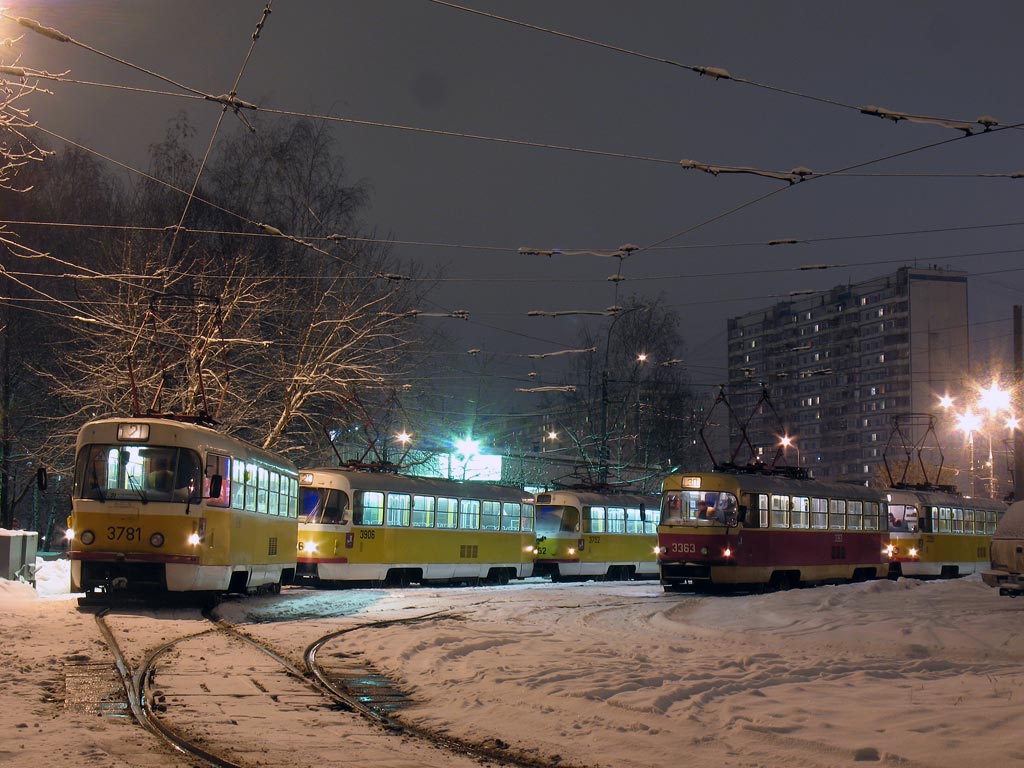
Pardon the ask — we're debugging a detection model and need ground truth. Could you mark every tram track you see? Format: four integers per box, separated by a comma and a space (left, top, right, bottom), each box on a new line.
88, 604, 589, 768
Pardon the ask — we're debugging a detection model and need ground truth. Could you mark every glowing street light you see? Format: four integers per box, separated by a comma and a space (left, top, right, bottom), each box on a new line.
779, 434, 800, 467
395, 431, 411, 445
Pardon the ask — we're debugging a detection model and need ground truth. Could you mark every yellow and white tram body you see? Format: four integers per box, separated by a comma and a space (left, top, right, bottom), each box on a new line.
532, 490, 661, 581
68, 417, 299, 596
886, 487, 1006, 579
297, 468, 536, 585
658, 471, 890, 591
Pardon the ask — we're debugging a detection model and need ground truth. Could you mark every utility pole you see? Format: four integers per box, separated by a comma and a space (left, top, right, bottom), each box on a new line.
598, 369, 609, 485
1015, 305, 1024, 502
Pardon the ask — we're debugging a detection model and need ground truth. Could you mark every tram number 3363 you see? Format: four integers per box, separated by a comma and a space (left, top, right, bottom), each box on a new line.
669, 542, 697, 554
107, 526, 142, 541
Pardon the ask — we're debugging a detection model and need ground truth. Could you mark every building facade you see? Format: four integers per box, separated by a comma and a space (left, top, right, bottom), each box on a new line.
726, 266, 969, 488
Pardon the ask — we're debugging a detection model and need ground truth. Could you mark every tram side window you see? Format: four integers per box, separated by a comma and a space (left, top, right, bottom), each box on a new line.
357, 491, 384, 526
864, 501, 880, 531
206, 453, 231, 507
811, 497, 828, 529
608, 507, 626, 534
989, 509, 999, 534
460, 499, 481, 529
386, 493, 411, 527
256, 466, 270, 514
481, 500, 501, 530
288, 477, 299, 518
963, 509, 975, 534
791, 496, 810, 529
938, 506, 952, 533
952, 508, 964, 534
626, 508, 643, 534
412, 495, 434, 528
437, 497, 458, 529
771, 495, 790, 528
643, 507, 660, 534
522, 503, 535, 532
586, 506, 606, 534
244, 462, 258, 512
268, 473, 279, 516
919, 507, 934, 533
501, 502, 521, 531
847, 501, 863, 530
829, 499, 846, 529
752, 494, 769, 528
230, 459, 245, 509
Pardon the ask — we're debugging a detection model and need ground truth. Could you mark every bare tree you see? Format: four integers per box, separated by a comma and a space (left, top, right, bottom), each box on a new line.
550, 295, 701, 488
40, 116, 430, 458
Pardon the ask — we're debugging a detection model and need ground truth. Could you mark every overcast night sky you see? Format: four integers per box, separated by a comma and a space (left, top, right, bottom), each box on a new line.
3, 1, 1024, 415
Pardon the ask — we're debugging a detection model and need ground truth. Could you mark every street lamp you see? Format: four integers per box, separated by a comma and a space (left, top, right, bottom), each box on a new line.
779, 435, 800, 468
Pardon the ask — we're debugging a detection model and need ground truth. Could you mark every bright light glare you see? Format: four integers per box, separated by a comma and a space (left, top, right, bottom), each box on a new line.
937, 394, 955, 409
1008, 417, 1021, 431
395, 431, 411, 444
909, 548, 918, 558
978, 380, 1012, 415
454, 437, 480, 457
723, 547, 732, 558
65, 528, 74, 541
188, 532, 200, 545
637, 353, 647, 363
547, 431, 558, 440
957, 410, 982, 433
568, 548, 576, 556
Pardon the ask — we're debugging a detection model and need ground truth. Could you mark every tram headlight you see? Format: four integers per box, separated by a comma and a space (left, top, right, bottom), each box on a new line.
653, 546, 664, 555
188, 532, 201, 546
568, 548, 576, 556
909, 547, 918, 558
65, 528, 75, 542
885, 544, 896, 557
79, 530, 95, 545
306, 542, 318, 554
524, 545, 536, 554
700, 546, 709, 556
149, 532, 164, 548
723, 547, 732, 558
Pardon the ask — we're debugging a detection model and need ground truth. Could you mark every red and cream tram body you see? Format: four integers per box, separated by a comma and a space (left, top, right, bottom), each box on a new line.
297, 468, 536, 585
532, 489, 661, 581
68, 417, 299, 597
658, 470, 889, 591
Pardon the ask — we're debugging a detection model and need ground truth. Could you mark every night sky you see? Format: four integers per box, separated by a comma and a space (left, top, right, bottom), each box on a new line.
4, 1, 1024, 413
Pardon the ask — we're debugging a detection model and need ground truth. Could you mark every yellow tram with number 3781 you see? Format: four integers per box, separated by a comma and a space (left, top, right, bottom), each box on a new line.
67, 417, 299, 598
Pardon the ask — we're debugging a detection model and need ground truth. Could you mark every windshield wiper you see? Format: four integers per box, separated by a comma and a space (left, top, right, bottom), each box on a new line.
89, 464, 106, 503
125, 473, 148, 504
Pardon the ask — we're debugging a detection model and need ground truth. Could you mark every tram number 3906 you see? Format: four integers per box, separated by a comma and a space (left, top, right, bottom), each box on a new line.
107, 526, 142, 541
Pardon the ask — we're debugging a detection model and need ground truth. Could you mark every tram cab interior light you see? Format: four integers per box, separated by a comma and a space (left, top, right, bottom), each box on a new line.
188, 532, 201, 546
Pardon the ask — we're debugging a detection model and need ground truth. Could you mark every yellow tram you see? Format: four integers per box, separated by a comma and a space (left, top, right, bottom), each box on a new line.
297, 468, 536, 585
886, 486, 1006, 578
67, 417, 299, 597
532, 489, 661, 581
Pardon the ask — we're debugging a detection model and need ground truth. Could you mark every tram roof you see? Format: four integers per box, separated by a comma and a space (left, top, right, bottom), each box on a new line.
299, 467, 534, 502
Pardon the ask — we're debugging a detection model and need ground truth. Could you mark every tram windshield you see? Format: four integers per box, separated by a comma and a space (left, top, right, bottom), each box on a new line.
888, 503, 919, 532
301, 487, 350, 525
77, 444, 203, 503
535, 505, 580, 535
661, 490, 739, 526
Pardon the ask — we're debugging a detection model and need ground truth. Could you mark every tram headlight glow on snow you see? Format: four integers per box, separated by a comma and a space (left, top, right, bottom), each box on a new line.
79, 530, 95, 545
149, 532, 164, 547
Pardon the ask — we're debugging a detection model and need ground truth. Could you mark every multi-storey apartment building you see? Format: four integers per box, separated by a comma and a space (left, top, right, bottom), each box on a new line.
726, 266, 969, 487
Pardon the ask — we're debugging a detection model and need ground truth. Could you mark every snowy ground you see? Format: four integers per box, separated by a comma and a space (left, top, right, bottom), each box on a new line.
4, 560, 1024, 767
